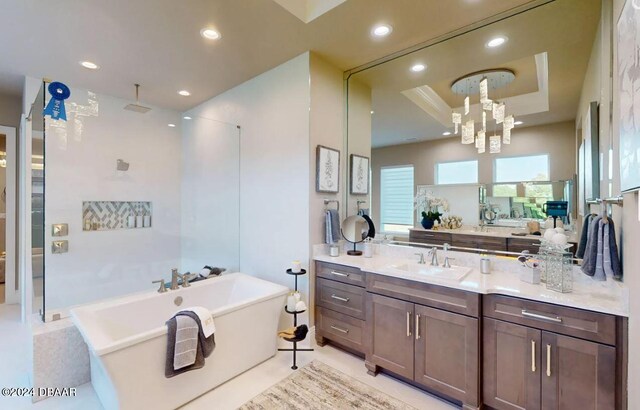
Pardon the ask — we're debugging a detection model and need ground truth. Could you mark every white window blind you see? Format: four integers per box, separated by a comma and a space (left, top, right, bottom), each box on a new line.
380, 166, 414, 232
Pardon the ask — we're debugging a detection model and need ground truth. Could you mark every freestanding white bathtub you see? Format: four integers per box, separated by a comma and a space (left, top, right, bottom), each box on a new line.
71, 272, 288, 410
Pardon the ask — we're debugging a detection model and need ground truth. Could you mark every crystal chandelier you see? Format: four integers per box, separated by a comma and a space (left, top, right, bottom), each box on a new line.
450, 69, 516, 154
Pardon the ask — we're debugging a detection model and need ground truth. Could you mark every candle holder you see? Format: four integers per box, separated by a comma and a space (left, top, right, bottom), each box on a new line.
539, 240, 574, 293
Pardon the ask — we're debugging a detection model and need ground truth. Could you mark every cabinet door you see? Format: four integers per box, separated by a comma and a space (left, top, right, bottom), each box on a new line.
483, 318, 541, 410
366, 293, 414, 379
414, 304, 479, 407
541, 332, 616, 410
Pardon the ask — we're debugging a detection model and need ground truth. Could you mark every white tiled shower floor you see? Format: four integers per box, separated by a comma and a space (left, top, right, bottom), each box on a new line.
0, 304, 455, 410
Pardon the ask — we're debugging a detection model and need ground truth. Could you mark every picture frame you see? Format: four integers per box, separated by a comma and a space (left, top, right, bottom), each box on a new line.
316, 145, 340, 193
350, 154, 370, 195
617, 0, 640, 192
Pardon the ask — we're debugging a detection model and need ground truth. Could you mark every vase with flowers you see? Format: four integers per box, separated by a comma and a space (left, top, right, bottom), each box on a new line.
414, 191, 450, 230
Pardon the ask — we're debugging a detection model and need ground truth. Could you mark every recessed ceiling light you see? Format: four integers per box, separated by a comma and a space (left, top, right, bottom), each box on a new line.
514, 121, 523, 125
168, 123, 176, 127
183, 116, 192, 120
411, 64, 426, 72
200, 28, 221, 40
486, 36, 508, 48
178, 90, 191, 96
371, 24, 392, 37
80, 61, 99, 70
443, 131, 452, 136
370, 110, 375, 114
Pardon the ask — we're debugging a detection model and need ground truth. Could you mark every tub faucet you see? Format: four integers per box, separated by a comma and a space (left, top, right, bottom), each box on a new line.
181, 273, 196, 288
170, 269, 183, 290
152, 279, 167, 293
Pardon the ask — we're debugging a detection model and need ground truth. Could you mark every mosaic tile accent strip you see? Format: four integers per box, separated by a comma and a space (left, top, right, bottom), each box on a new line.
82, 201, 152, 231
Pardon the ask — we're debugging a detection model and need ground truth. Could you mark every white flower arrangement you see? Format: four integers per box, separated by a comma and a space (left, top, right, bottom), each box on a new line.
414, 191, 450, 213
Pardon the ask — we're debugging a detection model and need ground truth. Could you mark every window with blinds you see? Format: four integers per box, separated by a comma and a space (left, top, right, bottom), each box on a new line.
380, 165, 414, 233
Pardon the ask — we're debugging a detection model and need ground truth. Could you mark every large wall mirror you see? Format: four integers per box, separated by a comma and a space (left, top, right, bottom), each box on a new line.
346, 0, 603, 238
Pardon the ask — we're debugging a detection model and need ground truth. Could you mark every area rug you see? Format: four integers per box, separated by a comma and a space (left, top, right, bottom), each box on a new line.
238, 360, 417, 410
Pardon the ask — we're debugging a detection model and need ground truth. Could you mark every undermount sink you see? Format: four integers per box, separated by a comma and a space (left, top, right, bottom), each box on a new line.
384, 262, 473, 281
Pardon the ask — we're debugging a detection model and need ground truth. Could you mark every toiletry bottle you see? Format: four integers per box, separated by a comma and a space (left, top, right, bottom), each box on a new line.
127, 213, 136, 228
135, 212, 143, 228
143, 212, 151, 228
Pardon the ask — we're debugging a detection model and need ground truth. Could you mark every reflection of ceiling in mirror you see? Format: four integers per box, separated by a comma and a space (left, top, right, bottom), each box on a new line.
353, 0, 601, 148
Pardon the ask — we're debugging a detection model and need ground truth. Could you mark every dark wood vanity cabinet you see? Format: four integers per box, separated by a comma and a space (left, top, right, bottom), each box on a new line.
409, 230, 452, 246
315, 261, 625, 410
452, 234, 507, 252
483, 295, 619, 410
365, 273, 480, 408
366, 293, 415, 379
315, 261, 367, 354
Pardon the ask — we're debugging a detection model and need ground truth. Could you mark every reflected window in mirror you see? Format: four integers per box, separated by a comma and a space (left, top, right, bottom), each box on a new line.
380, 165, 414, 234
435, 160, 478, 185
494, 154, 549, 182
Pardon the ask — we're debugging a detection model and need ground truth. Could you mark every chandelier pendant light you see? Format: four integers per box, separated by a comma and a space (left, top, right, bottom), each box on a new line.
450, 69, 516, 154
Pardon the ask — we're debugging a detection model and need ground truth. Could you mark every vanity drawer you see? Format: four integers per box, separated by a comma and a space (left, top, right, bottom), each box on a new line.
507, 238, 541, 254
316, 306, 365, 353
483, 295, 616, 345
409, 230, 452, 246
366, 272, 480, 317
316, 261, 365, 287
317, 278, 366, 319
452, 234, 507, 251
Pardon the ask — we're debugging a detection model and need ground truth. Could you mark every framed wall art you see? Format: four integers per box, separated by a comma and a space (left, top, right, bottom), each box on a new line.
316, 145, 340, 193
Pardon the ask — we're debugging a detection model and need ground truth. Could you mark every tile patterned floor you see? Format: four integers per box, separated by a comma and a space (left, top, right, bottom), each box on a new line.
0, 304, 456, 410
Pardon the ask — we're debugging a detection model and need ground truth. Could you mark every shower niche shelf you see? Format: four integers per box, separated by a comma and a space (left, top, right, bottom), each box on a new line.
82, 201, 152, 231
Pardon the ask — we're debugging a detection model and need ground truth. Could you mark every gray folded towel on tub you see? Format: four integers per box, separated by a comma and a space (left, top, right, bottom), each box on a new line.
165, 311, 215, 378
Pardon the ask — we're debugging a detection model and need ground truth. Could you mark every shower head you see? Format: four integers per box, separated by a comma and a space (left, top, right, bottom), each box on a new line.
124, 84, 151, 113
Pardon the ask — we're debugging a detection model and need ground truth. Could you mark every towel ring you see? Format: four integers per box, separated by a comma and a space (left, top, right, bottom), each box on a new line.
324, 199, 339, 212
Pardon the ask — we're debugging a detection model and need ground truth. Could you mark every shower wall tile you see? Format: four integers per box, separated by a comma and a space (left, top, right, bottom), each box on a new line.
82, 201, 151, 231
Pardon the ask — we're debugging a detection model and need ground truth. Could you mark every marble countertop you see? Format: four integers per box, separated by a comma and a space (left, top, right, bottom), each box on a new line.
313, 245, 628, 317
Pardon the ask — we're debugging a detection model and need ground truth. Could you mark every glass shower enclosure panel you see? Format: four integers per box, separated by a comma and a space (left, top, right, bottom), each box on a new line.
40, 82, 241, 321
180, 117, 240, 273
31, 83, 45, 319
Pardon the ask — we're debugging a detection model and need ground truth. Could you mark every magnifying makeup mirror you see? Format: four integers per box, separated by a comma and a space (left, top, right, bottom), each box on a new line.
341, 215, 373, 256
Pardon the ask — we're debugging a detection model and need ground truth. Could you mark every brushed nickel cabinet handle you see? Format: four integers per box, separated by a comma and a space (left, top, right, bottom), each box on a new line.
546, 344, 552, 377
330, 325, 349, 334
415, 314, 421, 340
531, 340, 536, 372
522, 309, 562, 323
331, 294, 350, 302
331, 271, 349, 277
406, 311, 412, 337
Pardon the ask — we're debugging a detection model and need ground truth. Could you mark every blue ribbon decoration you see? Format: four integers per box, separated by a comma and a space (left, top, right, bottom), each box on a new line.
43, 82, 71, 121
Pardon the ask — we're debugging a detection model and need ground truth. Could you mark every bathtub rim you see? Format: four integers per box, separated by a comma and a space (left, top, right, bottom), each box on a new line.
71, 272, 288, 356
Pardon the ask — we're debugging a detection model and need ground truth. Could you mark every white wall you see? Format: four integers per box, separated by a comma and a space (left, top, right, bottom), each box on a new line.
44, 86, 182, 313
185, 53, 312, 327
308, 53, 345, 324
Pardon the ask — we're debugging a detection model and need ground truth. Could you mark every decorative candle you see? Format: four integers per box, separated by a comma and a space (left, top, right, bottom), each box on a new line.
291, 260, 301, 273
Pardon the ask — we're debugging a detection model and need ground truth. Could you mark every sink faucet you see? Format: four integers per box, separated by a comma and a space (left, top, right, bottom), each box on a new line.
170, 268, 183, 290
415, 252, 426, 264
428, 247, 439, 266
443, 256, 456, 269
